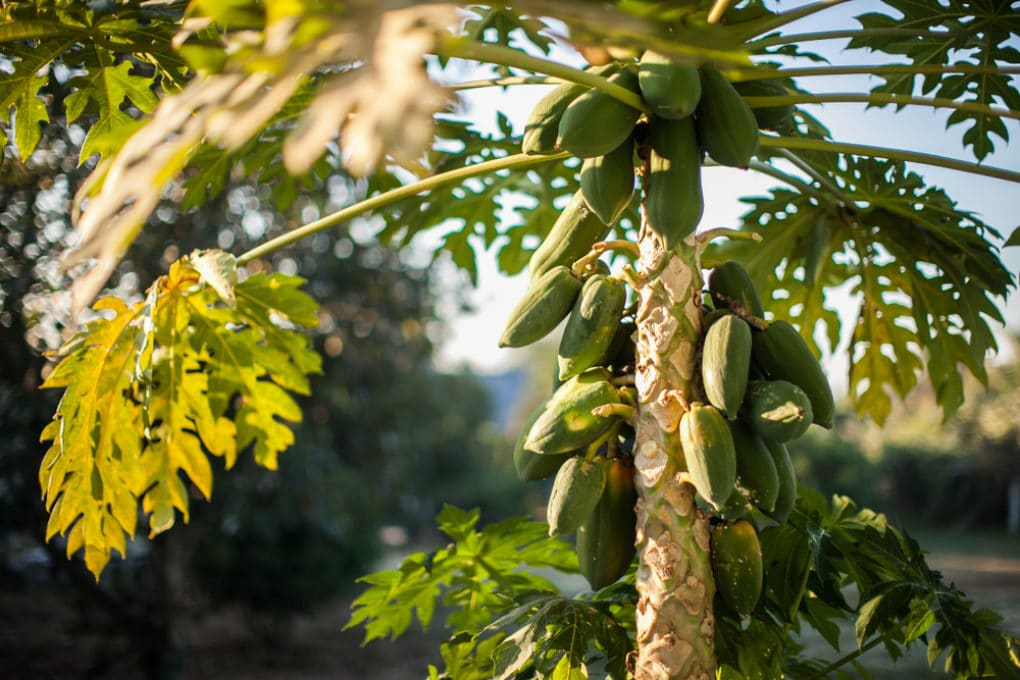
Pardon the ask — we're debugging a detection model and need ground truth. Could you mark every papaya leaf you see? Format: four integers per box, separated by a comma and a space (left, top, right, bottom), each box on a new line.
847, 0, 1020, 160
721, 154, 1012, 424
39, 250, 321, 578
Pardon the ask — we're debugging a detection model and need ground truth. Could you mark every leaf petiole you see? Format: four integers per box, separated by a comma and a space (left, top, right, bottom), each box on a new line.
237, 152, 570, 264
759, 135, 1020, 184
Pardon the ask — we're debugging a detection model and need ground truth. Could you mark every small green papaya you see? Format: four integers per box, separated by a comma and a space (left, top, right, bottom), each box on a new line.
513, 402, 574, 482
579, 136, 636, 226
751, 320, 835, 428
711, 520, 763, 618
727, 418, 780, 513
763, 439, 797, 524
701, 313, 752, 419
743, 379, 813, 443
528, 190, 611, 283
576, 456, 638, 589
645, 116, 704, 249
522, 63, 619, 155
499, 266, 581, 348
694, 67, 759, 168
558, 275, 628, 381
557, 67, 642, 158
708, 261, 765, 318
547, 456, 607, 536
733, 78, 796, 133
526, 368, 622, 455
638, 50, 701, 120
679, 402, 736, 511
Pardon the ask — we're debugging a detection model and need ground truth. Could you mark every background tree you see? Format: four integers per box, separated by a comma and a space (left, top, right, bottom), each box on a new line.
1, 1, 1018, 678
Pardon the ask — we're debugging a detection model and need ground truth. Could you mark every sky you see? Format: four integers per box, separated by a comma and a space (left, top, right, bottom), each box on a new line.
428, 3, 1020, 392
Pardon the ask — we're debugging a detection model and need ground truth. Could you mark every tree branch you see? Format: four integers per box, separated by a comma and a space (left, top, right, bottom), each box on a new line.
741, 92, 1019, 122
758, 135, 1020, 184
237, 152, 569, 264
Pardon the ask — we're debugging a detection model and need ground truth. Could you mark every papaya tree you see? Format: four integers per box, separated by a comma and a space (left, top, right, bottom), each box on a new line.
2, 0, 1018, 678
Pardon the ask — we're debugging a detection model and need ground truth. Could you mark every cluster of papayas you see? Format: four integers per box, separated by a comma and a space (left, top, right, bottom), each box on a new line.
688, 260, 834, 528
506, 54, 810, 594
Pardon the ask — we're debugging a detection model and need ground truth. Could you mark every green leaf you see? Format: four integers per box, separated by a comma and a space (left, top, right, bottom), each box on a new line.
1006, 226, 1020, 248
39, 251, 321, 578
720, 154, 1012, 423
847, 1, 1020, 160
66, 56, 160, 162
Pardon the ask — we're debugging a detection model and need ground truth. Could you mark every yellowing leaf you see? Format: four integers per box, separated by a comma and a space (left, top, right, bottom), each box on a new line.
40, 250, 321, 578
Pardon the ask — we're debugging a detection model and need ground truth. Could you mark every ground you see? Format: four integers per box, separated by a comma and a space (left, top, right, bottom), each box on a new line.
0, 550, 1017, 678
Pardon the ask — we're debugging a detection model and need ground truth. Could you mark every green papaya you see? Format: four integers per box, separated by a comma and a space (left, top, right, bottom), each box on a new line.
547, 456, 607, 536
701, 313, 752, 419
513, 403, 574, 482
763, 439, 796, 524
576, 456, 638, 589
557, 66, 642, 158
694, 67, 760, 168
528, 190, 611, 283
711, 520, 763, 618
744, 379, 813, 443
499, 265, 581, 348
679, 402, 736, 511
579, 136, 636, 225
751, 320, 835, 428
646, 116, 704, 249
638, 50, 701, 120
558, 275, 627, 380
522, 63, 620, 155
526, 368, 621, 455
708, 261, 765, 318
604, 318, 636, 371
727, 418, 780, 513
733, 78, 795, 133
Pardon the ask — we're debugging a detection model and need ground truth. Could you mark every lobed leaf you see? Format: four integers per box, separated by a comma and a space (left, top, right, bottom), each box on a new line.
39, 251, 320, 578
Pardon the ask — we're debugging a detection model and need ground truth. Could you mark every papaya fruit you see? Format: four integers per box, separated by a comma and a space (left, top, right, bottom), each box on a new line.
522, 63, 619, 155
576, 456, 638, 589
638, 50, 701, 120
513, 403, 574, 482
694, 67, 760, 168
679, 402, 736, 511
701, 313, 752, 419
499, 265, 581, 348
604, 318, 636, 371
526, 368, 621, 455
558, 275, 628, 381
528, 190, 611, 283
751, 319, 835, 428
645, 115, 704, 249
763, 439, 796, 524
708, 261, 765, 318
579, 135, 636, 226
557, 66, 642, 158
547, 456, 607, 536
733, 78, 795, 133
711, 520, 763, 618
744, 379, 813, 443
727, 418, 780, 513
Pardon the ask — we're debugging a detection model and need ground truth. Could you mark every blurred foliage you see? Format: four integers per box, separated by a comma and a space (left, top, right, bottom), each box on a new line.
790, 339, 1020, 528
0, 113, 523, 670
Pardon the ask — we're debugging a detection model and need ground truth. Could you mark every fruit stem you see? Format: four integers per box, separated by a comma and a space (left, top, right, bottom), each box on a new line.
759, 135, 1020, 184
697, 227, 763, 246
591, 403, 637, 423
770, 149, 855, 206
237, 152, 569, 264
433, 37, 651, 114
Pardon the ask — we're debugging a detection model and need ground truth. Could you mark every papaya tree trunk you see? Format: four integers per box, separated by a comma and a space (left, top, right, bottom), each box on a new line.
631, 225, 715, 679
